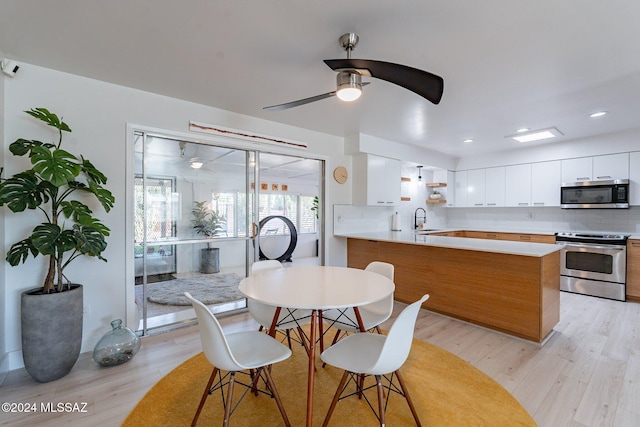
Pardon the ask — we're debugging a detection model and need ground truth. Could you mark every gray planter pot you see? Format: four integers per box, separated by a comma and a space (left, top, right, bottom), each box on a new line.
21, 284, 83, 383
200, 247, 220, 274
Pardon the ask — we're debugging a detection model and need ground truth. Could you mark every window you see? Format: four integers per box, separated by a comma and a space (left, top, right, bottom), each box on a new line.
299, 195, 317, 233
134, 175, 177, 257
256, 192, 317, 234
212, 192, 247, 237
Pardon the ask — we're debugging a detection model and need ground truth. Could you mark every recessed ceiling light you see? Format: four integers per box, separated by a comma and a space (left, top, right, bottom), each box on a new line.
516, 128, 529, 133
589, 111, 607, 118
463, 139, 474, 144
507, 127, 563, 143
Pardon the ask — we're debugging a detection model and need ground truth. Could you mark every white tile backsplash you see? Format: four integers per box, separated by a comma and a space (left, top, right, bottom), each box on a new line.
446, 206, 640, 234
333, 205, 395, 234
334, 204, 640, 235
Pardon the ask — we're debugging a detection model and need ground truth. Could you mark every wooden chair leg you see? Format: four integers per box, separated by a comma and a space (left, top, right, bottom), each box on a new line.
322, 370, 350, 427
249, 367, 261, 396
375, 375, 386, 427
262, 364, 291, 427
395, 369, 422, 426
331, 329, 342, 345
222, 372, 236, 427
285, 329, 293, 349
192, 367, 218, 426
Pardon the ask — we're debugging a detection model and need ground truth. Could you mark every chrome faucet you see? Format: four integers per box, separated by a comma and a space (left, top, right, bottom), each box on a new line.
414, 207, 426, 230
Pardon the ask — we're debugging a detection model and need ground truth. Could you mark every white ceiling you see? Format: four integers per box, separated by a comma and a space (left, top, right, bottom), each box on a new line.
2, 0, 640, 158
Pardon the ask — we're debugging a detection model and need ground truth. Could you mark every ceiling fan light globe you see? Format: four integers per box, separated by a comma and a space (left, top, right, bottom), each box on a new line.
336, 71, 362, 102
336, 87, 362, 101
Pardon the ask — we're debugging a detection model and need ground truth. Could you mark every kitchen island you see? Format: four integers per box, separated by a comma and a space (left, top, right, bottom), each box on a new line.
337, 231, 560, 343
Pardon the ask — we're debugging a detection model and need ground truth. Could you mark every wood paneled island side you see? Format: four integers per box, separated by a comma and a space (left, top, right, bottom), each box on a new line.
345, 234, 560, 343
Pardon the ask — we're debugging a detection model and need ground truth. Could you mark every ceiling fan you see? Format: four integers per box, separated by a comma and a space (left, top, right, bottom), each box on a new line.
263, 33, 444, 111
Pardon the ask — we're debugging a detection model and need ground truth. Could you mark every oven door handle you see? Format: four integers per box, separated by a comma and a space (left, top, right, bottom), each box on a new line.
559, 242, 626, 251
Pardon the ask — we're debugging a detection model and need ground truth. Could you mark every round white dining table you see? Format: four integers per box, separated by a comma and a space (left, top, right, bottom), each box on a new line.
238, 265, 395, 427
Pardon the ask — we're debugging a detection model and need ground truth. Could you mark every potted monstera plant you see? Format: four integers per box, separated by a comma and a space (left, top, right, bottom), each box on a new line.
0, 108, 114, 382
192, 200, 226, 273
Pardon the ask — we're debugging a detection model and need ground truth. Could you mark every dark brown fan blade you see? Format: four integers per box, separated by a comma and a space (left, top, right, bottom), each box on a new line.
263, 82, 370, 111
324, 59, 444, 105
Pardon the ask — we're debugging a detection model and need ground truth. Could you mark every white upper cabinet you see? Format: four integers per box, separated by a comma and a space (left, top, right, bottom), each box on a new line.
453, 171, 468, 207
446, 152, 632, 209
593, 153, 629, 180
384, 158, 401, 205
630, 151, 640, 206
505, 164, 532, 206
467, 169, 486, 207
561, 157, 592, 183
352, 154, 400, 206
562, 153, 629, 183
531, 160, 561, 206
485, 167, 506, 207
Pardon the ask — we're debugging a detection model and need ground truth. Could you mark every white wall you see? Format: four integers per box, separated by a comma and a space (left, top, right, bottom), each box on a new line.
1, 63, 350, 371
345, 132, 458, 170
0, 61, 6, 379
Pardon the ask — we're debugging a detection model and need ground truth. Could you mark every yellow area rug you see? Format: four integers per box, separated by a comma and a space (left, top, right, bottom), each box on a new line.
123, 336, 536, 426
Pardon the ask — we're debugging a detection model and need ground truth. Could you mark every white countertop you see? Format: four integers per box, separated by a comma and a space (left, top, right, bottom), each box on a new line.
335, 230, 562, 257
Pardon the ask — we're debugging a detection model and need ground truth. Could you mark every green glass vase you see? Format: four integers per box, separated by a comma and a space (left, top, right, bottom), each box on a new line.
93, 319, 141, 366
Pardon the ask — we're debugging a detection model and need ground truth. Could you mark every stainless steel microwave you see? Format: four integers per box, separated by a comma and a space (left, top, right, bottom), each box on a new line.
560, 179, 629, 209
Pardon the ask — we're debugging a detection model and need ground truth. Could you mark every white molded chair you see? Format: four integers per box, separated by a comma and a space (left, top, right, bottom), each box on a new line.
248, 260, 313, 351
320, 294, 430, 427
184, 292, 292, 426
322, 261, 395, 346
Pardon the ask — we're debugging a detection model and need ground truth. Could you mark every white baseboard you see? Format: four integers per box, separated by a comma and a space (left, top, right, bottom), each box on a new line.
0, 352, 9, 385
2, 350, 25, 376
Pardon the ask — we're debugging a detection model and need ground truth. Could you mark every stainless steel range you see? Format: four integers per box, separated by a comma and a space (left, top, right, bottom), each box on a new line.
555, 232, 629, 301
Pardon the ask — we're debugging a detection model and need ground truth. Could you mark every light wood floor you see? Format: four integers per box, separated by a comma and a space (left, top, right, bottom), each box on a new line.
1, 291, 639, 426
